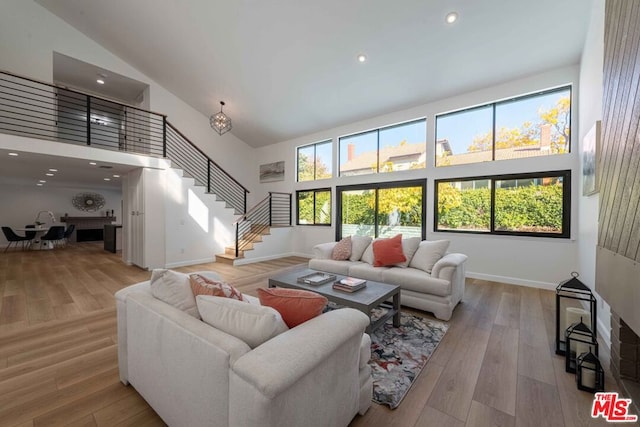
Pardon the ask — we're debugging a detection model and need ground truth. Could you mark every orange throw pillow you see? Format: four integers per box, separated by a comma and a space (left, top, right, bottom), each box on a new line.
372, 234, 406, 267
257, 288, 328, 328
189, 274, 246, 301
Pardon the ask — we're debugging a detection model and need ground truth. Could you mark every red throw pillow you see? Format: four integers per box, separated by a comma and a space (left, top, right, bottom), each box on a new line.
372, 234, 406, 267
257, 288, 328, 328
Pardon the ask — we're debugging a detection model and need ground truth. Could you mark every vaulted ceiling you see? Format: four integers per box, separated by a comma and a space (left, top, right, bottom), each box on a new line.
36, 0, 593, 147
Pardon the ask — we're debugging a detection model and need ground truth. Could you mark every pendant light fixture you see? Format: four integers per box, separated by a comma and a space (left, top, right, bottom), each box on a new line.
210, 101, 232, 136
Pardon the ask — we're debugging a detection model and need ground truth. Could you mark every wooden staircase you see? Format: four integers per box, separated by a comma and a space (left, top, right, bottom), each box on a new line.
215, 224, 271, 264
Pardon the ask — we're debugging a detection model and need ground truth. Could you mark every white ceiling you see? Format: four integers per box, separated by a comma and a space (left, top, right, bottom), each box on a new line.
35, 0, 593, 148
0, 149, 134, 189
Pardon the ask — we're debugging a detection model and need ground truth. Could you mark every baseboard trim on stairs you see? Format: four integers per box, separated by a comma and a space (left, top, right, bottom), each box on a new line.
166, 257, 215, 268
233, 252, 307, 265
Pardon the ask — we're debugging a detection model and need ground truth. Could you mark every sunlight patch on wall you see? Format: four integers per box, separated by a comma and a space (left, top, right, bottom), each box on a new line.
188, 189, 208, 232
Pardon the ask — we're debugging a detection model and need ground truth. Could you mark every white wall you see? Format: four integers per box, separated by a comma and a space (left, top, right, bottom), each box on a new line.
0, 181, 121, 246
255, 66, 582, 288
163, 168, 237, 268
578, 0, 609, 344
0, 0, 257, 200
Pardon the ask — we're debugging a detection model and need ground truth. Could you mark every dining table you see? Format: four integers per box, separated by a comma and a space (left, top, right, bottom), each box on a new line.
15, 226, 52, 250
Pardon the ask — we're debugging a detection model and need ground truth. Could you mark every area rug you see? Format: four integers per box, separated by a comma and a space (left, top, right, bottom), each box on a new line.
368, 309, 448, 409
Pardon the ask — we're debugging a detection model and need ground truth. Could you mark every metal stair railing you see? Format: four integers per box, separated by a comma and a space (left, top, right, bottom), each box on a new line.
0, 69, 249, 214
233, 192, 291, 257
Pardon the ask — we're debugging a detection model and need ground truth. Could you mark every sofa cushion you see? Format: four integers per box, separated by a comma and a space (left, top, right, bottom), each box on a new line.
372, 234, 406, 267
349, 235, 372, 262
348, 263, 390, 282
189, 274, 246, 301
258, 288, 328, 328
382, 267, 451, 297
331, 236, 352, 260
395, 236, 421, 268
409, 240, 451, 273
308, 258, 362, 276
196, 295, 288, 348
150, 269, 199, 318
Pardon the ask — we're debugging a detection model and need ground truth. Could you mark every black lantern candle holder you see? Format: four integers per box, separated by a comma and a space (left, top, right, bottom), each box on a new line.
576, 349, 605, 393
565, 319, 598, 373
556, 272, 597, 355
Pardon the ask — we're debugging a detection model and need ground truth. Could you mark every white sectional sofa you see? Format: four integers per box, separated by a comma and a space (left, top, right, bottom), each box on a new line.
115, 272, 372, 427
309, 238, 467, 321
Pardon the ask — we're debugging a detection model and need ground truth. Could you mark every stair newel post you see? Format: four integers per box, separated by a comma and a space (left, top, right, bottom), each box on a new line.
207, 160, 211, 193
243, 191, 247, 215
269, 193, 273, 227
235, 223, 240, 258
289, 193, 292, 226
86, 95, 91, 146
162, 117, 167, 158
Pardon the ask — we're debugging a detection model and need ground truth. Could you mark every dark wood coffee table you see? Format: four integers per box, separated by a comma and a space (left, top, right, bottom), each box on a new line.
268, 268, 401, 334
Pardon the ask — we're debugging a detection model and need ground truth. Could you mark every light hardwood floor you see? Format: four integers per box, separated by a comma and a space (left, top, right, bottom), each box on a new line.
0, 243, 622, 426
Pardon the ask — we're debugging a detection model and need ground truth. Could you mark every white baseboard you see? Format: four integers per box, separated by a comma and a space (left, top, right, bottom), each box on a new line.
234, 252, 300, 265
165, 257, 215, 268
466, 271, 557, 291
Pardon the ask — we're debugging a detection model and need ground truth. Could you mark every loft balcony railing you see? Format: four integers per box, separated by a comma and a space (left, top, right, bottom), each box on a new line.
233, 192, 292, 257
0, 69, 248, 214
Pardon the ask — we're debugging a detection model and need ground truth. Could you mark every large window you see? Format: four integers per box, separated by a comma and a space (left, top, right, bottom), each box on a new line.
336, 180, 425, 240
435, 86, 571, 167
339, 119, 426, 176
435, 171, 571, 238
297, 140, 332, 181
297, 189, 331, 225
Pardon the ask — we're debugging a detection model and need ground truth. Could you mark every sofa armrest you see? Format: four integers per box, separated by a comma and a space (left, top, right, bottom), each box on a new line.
312, 241, 337, 259
432, 253, 467, 306
230, 308, 369, 426
431, 253, 467, 280
231, 308, 368, 398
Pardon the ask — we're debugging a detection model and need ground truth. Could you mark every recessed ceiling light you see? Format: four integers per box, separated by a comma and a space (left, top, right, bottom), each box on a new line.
49, 168, 58, 172
104, 178, 111, 181
37, 183, 43, 186
89, 162, 97, 165
113, 174, 120, 178
8, 152, 18, 156
357, 54, 367, 63
46, 173, 54, 176
445, 12, 458, 24
39, 180, 46, 183
96, 79, 105, 85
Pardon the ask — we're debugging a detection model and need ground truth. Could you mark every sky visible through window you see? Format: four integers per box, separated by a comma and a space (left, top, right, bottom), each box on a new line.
339, 120, 426, 166
437, 89, 569, 156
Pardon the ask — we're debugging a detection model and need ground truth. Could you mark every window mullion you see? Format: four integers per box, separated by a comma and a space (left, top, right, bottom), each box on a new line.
492, 103, 496, 161
490, 178, 496, 232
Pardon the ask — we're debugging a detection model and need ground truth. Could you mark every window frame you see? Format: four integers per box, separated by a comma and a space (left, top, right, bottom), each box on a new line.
434, 170, 571, 238
338, 118, 427, 177
335, 179, 427, 241
296, 188, 332, 226
434, 85, 572, 167
296, 139, 333, 182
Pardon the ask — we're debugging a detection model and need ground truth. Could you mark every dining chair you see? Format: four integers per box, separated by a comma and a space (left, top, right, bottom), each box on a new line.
40, 225, 66, 248
62, 224, 75, 246
2, 226, 31, 252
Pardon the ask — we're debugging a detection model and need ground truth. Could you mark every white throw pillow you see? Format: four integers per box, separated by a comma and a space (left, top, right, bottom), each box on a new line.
360, 240, 375, 265
196, 295, 289, 348
349, 235, 373, 262
409, 240, 451, 273
395, 236, 422, 268
150, 269, 199, 318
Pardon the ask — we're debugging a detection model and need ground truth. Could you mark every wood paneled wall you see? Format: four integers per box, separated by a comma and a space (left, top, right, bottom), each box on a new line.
599, 0, 640, 260
596, 0, 640, 336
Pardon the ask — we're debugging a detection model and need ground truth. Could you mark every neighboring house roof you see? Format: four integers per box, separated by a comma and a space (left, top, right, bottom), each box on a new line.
341, 143, 425, 173
438, 145, 556, 166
